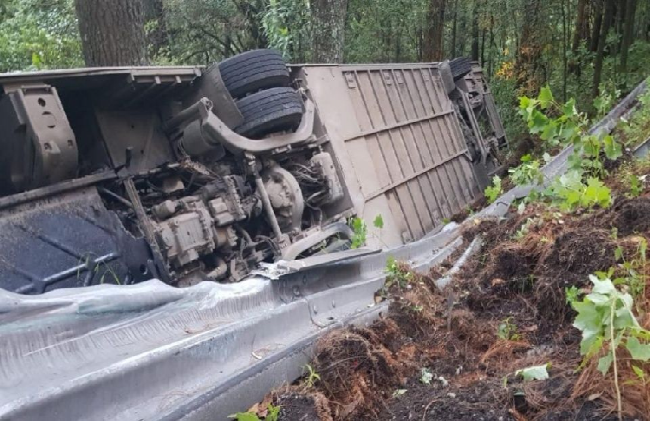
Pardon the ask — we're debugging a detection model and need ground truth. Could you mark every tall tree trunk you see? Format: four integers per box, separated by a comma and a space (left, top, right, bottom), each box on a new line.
514, 0, 545, 96
310, 0, 349, 63
590, 0, 604, 52
75, 0, 148, 66
620, 0, 638, 73
459, 7, 467, 55
562, 0, 568, 101
471, 1, 479, 61
593, 0, 615, 99
488, 14, 495, 76
451, 0, 458, 57
423, 0, 446, 61
480, 28, 486, 65
572, 0, 590, 52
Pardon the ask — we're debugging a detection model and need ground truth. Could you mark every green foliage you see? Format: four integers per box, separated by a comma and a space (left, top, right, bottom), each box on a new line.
569, 274, 650, 368
515, 363, 550, 382
303, 364, 320, 388
512, 86, 625, 212
568, 273, 650, 418
490, 76, 527, 141
164, 0, 268, 64
0, 0, 82, 71
349, 216, 367, 249
484, 175, 502, 204
565, 285, 580, 305
519, 87, 623, 179
497, 317, 521, 341
611, 238, 648, 306
546, 174, 612, 212
620, 81, 650, 148
384, 256, 413, 290
628, 174, 643, 198
344, 0, 427, 63
593, 81, 621, 120
420, 367, 433, 385
373, 214, 384, 229
508, 155, 543, 186
262, 0, 311, 61
229, 404, 280, 421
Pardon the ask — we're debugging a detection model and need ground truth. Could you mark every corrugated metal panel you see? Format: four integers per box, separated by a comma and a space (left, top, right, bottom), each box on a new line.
303, 64, 480, 244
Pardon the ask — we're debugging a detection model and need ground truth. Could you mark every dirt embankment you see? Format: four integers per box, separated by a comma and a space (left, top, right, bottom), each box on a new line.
251, 193, 650, 421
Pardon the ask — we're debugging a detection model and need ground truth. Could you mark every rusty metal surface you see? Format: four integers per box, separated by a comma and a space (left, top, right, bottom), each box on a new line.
302, 64, 480, 247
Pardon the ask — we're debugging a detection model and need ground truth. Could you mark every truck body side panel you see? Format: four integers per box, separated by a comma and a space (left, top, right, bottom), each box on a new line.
303, 64, 481, 247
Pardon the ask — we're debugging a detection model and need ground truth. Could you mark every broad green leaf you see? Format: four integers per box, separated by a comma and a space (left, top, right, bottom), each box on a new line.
515, 363, 550, 381
373, 214, 384, 229
603, 135, 622, 160
626, 336, 650, 361
540, 120, 557, 141
562, 98, 577, 117
589, 275, 617, 295
538, 86, 554, 109
560, 124, 578, 143
597, 353, 613, 374
572, 300, 604, 355
632, 365, 646, 380
614, 246, 624, 261
484, 175, 502, 204
529, 110, 548, 134
586, 293, 610, 305
615, 306, 639, 330
267, 404, 280, 421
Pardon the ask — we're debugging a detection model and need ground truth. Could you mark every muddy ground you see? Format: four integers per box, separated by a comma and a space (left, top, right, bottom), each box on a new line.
249, 161, 650, 421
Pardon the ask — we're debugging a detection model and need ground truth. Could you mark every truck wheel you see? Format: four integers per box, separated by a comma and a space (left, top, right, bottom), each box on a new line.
235, 87, 304, 139
449, 57, 473, 80
219, 49, 290, 98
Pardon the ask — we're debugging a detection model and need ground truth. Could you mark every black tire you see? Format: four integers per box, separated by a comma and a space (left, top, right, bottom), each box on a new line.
449, 57, 473, 80
235, 87, 304, 139
219, 49, 290, 98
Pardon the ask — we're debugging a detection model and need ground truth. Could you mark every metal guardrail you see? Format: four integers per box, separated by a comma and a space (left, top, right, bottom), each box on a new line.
0, 78, 647, 421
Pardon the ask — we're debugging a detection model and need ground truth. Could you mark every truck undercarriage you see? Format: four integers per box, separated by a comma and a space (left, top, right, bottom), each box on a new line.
0, 51, 506, 294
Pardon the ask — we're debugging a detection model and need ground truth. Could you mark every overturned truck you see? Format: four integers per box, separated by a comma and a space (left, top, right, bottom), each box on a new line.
0, 51, 507, 294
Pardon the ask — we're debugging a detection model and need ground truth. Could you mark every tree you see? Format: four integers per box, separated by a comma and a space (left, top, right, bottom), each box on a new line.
144, 0, 169, 60
310, 0, 349, 62
471, 0, 479, 61
423, 0, 446, 61
590, 0, 604, 52
74, 0, 148, 66
164, 0, 267, 64
514, 0, 545, 96
592, 0, 615, 98
572, 0, 590, 52
620, 0, 638, 73
0, 0, 82, 72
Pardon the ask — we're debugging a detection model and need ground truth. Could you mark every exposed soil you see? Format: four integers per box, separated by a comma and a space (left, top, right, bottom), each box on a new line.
276, 392, 332, 421
247, 179, 650, 420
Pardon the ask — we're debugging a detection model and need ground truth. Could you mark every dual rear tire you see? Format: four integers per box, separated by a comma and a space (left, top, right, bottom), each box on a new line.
218, 49, 303, 138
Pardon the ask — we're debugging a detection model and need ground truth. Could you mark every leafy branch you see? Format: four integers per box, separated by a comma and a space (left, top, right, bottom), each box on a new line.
485, 86, 623, 213
568, 274, 650, 420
